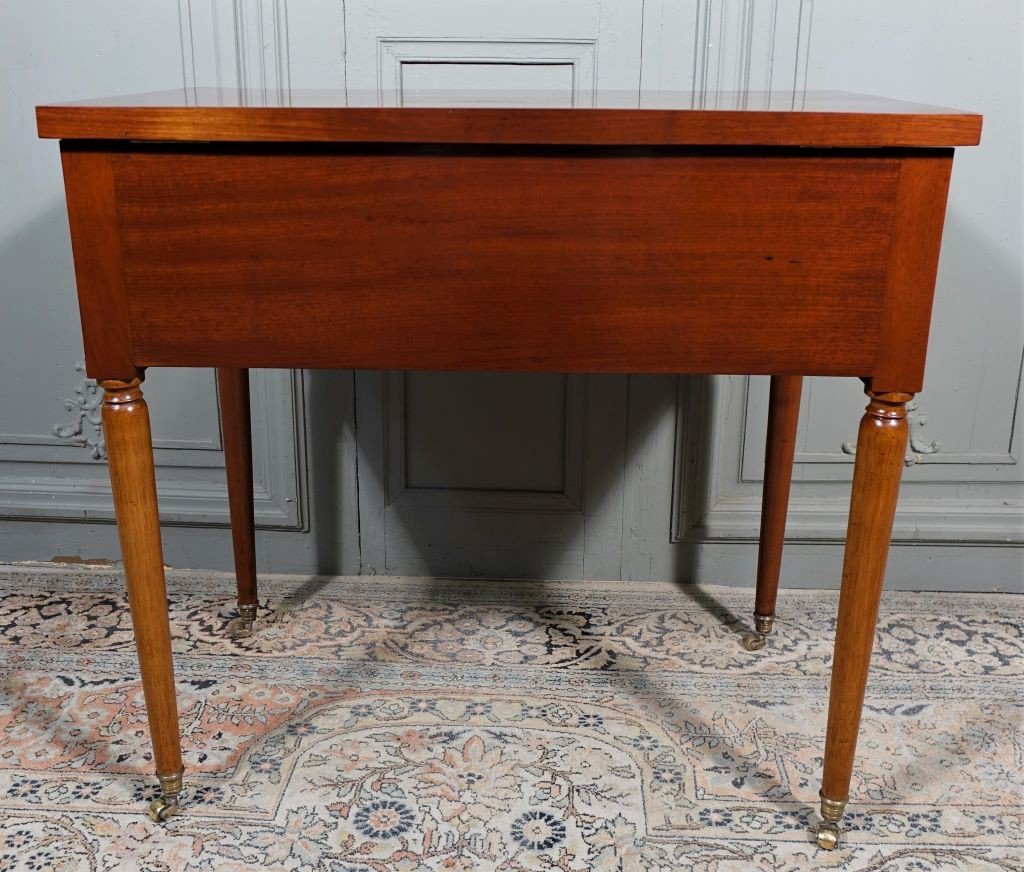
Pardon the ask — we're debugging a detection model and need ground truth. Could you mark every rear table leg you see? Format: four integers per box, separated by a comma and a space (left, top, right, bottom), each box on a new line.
744, 375, 802, 651
217, 368, 259, 638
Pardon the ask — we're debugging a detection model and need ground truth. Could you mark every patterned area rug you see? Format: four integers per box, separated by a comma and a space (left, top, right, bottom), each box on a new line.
0, 566, 1020, 871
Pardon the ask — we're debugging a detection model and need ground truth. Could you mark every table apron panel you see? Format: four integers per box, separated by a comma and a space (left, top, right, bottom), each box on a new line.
111, 151, 900, 374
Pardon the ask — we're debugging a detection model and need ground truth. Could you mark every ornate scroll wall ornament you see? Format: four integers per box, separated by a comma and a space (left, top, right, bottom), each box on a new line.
841, 399, 941, 466
53, 362, 106, 460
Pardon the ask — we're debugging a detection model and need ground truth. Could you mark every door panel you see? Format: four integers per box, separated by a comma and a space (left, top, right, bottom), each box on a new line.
348, 0, 640, 578
402, 373, 571, 494
357, 371, 626, 579
400, 62, 576, 99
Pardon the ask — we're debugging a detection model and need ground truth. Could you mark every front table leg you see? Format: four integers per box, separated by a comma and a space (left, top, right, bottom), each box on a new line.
102, 378, 185, 821
818, 388, 911, 849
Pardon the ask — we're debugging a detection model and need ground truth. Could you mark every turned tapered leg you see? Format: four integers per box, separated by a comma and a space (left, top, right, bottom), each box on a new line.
217, 368, 258, 639
744, 375, 803, 651
817, 389, 911, 849
102, 378, 184, 821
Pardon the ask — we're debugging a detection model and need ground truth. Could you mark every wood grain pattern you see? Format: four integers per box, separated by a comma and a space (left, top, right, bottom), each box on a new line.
110, 150, 900, 377
101, 379, 183, 782
754, 375, 803, 621
59, 150, 136, 381
216, 368, 257, 609
872, 155, 955, 392
821, 389, 911, 803
36, 89, 982, 147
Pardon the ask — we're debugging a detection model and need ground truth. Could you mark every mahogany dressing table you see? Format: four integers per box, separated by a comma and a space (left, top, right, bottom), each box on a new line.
36, 89, 982, 849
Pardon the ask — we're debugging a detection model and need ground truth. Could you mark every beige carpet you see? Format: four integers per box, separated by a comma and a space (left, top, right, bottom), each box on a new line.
0, 566, 1021, 870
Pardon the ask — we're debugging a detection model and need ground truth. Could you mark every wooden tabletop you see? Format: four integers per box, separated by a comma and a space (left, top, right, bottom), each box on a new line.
37, 89, 982, 148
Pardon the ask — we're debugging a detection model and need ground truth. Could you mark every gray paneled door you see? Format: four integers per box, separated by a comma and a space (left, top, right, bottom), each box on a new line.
356, 373, 628, 578
344, 0, 642, 578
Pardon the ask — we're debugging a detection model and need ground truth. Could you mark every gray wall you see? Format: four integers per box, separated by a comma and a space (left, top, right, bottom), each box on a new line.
1, 1, 1021, 591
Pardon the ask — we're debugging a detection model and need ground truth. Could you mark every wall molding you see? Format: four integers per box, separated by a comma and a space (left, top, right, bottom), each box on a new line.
672, 377, 1024, 545
1, 361, 223, 455
737, 377, 1019, 477
233, 0, 292, 102
669, 0, 1021, 549
178, 0, 292, 104
691, 0, 815, 108
377, 38, 597, 107
0, 370, 306, 530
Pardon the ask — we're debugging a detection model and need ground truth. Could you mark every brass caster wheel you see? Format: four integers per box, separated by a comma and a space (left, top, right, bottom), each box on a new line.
148, 796, 180, 823
228, 617, 254, 639
228, 603, 258, 639
817, 792, 846, 850
742, 614, 774, 651
816, 821, 840, 850
148, 767, 184, 822
741, 632, 767, 651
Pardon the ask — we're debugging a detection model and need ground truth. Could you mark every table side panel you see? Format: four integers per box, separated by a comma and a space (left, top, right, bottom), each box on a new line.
111, 150, 901, 375
871, 153, 955, 393
59, 149, 137, 381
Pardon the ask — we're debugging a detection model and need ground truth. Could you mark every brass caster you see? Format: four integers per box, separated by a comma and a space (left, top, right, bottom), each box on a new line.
147, 767, 183, 822
816, 821, 840, 850
227, 617, 253, 639
741, 613, 774, 651
817, 791, 846, 850
228, 603, 258, 639
741, 632, 767, 651
148, 795, 180, 822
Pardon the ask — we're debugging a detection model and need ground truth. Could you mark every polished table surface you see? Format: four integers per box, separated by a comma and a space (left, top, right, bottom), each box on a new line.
39, 87, 980, 146
38, 89, 981, 848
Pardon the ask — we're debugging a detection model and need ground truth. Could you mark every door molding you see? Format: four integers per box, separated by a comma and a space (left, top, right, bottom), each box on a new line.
377, 38, 597, 106
672, 376, 1023, 544
0, 368, 306, 529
